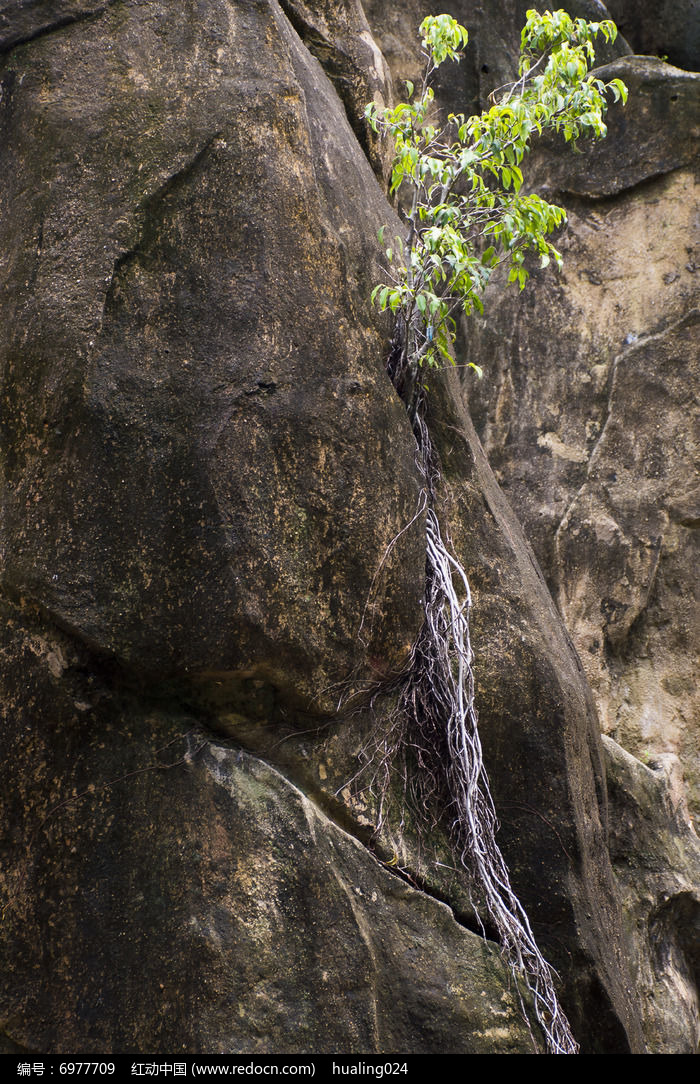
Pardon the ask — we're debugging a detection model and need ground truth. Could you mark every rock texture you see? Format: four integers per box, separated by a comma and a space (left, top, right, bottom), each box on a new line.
0, 0, 425, 715
556, 312, 700, 809
0, 604, 542, 1055
603, 736, 700, 1053
0, 0, 696, 1057
465, 57, 700, 823
604, 0, 700, 72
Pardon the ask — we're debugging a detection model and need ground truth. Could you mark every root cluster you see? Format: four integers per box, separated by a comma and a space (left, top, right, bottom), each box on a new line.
382, 336, 578, 1054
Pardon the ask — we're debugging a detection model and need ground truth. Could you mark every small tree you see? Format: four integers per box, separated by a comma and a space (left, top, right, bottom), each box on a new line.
367, 8, 627, 406
365, 11, 628, 1055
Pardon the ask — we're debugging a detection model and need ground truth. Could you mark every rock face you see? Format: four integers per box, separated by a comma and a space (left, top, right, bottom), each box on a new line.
556, 312, 700, 802
0, 0, 696, 1057
0, 0, 425, 714
602, 736, 700, 1053
465, 57, 700, 823
604, 0, 700, 72
0, 605, 542, 1055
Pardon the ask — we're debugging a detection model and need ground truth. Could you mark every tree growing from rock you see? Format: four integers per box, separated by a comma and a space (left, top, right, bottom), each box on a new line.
367, 9, 628, 1055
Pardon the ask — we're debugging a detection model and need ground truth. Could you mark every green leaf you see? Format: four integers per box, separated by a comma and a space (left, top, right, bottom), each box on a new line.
368, 8, 627, 386
610, 77, 628, 104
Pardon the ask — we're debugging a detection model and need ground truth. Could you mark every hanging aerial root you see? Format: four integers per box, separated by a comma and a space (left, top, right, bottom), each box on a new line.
378, 335, 578, 1052
401, 506, 578, 1054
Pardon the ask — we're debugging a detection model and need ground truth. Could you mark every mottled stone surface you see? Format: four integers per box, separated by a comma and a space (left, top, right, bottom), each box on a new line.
555, 312, 700, 814
0, 603, 542, 1055
602, 736, 700, 1053
604, 0, 700, 72
0, 1, 116, 53
277, 0, 395, 179
465, 71, 700, 820
0, 0, 425, 714
1, 0, 695, 1056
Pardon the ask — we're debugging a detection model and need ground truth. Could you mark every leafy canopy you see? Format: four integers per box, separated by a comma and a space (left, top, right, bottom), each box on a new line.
366, 9, 628, 378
